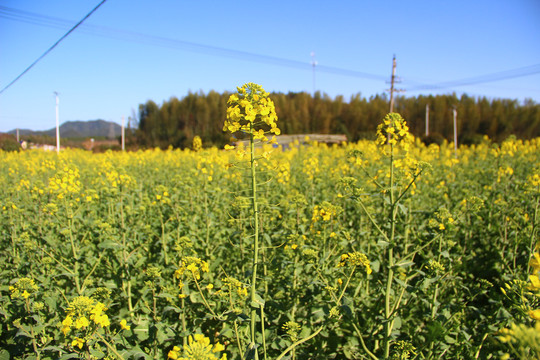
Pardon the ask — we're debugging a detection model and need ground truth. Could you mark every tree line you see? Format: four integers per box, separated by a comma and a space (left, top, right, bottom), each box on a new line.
134, 90, 540, 149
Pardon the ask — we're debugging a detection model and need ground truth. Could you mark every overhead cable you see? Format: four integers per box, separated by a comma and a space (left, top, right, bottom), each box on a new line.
0, 5, 387, 82
0, 1, 108, 95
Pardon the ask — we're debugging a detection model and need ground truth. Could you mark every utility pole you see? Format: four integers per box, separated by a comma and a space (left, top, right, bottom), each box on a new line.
387, 55, 403, 113
121, 115, 125, 151
310, 51, 317, 96
453, 106, 458, 157
16, 128, 19, 143
425, 104, 430, 136
54, 92, 60, 153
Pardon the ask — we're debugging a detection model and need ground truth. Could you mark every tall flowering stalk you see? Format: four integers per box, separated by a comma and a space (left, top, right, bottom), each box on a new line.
377, 113, 414, 358
224, 83, 279, 359
344, 113, 427, 359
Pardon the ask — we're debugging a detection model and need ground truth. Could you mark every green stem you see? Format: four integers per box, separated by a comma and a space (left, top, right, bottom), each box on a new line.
96, 332, 125, 360
160, 210, 169, 265
275, 325, 325, 360
249, 128, 261, 360
384, 142, 396, 359
204, 182, 211, 258
351, 322, 379, 360
119, 194, 133, 313
261, 304, 267, 360
356, 199, 390, 243
527, 194, 539, 275
25, 298, 41, 360
67, 215, 82, 295
228, 289, 244, 358
193, 276, 217, 317
181, 297, 187, 349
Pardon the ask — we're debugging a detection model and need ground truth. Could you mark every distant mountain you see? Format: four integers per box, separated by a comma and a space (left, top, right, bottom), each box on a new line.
7, 120, 122, 139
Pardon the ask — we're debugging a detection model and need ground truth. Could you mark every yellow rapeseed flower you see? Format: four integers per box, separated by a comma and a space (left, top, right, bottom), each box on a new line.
337, 252, 372, 275
168, 334, 226, 360
175, 256, 209, 281
72, 337, 85, 349
223, 82, 279, 146
375, 112, 413, 151
120, 319, 131, 331
9, 277, 38, 299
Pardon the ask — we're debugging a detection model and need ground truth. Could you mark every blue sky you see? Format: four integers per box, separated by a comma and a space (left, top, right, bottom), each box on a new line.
1, 0, 539, 132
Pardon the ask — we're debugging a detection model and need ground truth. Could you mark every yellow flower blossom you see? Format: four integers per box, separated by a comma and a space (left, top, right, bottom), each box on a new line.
529, 309, 540, 321
530, 252, 540, 272
375, 112, 414, 151
72, 337, 85, 349
9, 277, 38, 299
223, 82, 279, 147
175, 256, 209, 281
169, 334, 226, 360
120, 319, 131, 331
61, 296, 110, 337
337, 252, 372, 275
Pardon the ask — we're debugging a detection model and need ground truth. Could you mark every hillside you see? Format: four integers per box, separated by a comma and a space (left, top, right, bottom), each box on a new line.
7, 120, 121, 139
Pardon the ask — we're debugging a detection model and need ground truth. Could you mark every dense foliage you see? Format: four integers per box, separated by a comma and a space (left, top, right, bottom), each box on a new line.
1, 127, 539, 359
136, 91, 540, 149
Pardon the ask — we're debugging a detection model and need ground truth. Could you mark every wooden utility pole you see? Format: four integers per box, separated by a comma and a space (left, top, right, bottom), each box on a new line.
425, 104, 429, 136
389, 55, 396, 112
121, 116, 125, 151
453, 106, 458, 157
54, 92, 60, 154
388, 55, 403, 113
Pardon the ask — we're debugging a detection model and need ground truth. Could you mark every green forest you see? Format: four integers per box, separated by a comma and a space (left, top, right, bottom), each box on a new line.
134, 91, 540, 149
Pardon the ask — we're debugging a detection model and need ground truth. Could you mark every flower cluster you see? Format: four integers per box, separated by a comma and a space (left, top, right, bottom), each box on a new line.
61, 296, 110, 336
48, 166, 81, 199
428, 207, 455, 231
527, 173, 540, 193
312, 202, 341, 223
218, 275, 248, 298
337, 252, 372, 275
497, 166, 514, 183
152, 185, 171, 205
282, 321, 301, 342
192, 135, 202, 152
9, 277, 38, 299
168, 334, 226, 360
175, 256, 209, 281
99, 169, 136, 190
498, 322, 540, 358
375, 113, 414, 151
223, 83, 280, 142
390, 340, 417, 360
425, 259, 445, 276
303, 157, 320, 181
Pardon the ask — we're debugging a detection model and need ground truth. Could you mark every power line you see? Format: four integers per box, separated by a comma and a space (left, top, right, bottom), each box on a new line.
405, 63, 540, 92
0, 1, 108, 95
1, 5, 538, 95
0, 5, 388, 82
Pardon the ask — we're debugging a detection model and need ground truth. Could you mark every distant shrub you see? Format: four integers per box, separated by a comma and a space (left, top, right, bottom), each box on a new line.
0, 134, 21, 152
92, 144, 121, 153
421, 132, 445, 146
461, 133, 487, 146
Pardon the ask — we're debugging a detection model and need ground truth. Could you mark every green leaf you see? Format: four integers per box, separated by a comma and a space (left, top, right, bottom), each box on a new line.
0, 349, 9, 360
250, 293, 265, 308
394, 260, 415, 268
377, 239, 390, 248
58, 354, 80, 360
